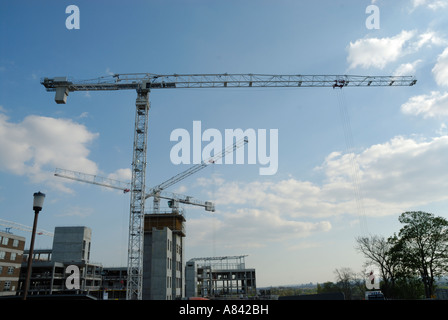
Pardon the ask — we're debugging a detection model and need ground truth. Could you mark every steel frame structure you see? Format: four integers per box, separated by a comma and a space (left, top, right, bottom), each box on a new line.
42, 73, 417, 93
54, 167, 216, 212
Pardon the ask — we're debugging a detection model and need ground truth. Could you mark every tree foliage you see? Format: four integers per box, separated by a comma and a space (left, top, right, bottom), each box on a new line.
394, 211, 448, 298
356, 211, 448, 299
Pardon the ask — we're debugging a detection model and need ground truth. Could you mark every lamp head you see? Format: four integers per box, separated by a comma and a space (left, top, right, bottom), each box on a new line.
33, 192, 45, 212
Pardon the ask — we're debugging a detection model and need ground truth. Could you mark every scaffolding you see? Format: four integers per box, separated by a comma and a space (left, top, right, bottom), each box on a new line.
186, 255, 256, 299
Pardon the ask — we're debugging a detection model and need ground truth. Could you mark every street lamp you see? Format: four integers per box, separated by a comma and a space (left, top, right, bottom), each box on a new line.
23, 192, 45, 300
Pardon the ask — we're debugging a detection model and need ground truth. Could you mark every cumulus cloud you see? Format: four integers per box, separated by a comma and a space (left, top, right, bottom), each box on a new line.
401, 91, 448, 118
187, 209, 332, 249
55, 205, 95, 218
432, 47, 448, 87
0, 112, 98, 190
337, 135, 448, 206
187, 133, 448, 249
107, 168, 132, 182
347, 30, 416, 69
415, 31, 447, 49
412, 0, 448, 10
347, 30, 446, 71
394, 60, 422, 76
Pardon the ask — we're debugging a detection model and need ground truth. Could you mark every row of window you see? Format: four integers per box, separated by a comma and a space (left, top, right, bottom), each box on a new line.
166, 275, 182, 289
0, 251, 19, 261
166, 257, 183, 272
0, 236, 20, 247
0, 265, 16, 275
166, 239, 182, 255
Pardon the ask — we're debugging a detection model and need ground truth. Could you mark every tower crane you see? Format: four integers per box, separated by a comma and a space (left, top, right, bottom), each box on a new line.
54, 167, 216, 213
146, 137, 247, 213
54, 137, 246, 213
41, 72, 417, 299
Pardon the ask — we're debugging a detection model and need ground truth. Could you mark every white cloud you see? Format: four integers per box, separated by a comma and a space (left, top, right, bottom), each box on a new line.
432, 47, 448, 87
347, 30, 446, 71
187, 209, 332, 249
340, 135, 448, 205
401, 91, 448, 118
187, 134, 448, 249
437, 123, 448, 135
79, 112, 89, 118
56, 205, 95, 218
106, 67, 114, 76
107, 168, 131, 182
394, 59, 422, 76
412, 0, 448, 10
205, 135, 448, 218
347, 30, 416, 69
0, 112, 99, 190
415, 31, 447, 49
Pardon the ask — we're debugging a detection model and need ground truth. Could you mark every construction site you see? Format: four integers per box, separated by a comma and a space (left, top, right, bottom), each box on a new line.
0, 224, 257, 300
1, 73, 417, 300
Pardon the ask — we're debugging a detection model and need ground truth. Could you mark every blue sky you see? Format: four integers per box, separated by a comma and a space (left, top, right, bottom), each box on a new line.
1, 0, 448, 287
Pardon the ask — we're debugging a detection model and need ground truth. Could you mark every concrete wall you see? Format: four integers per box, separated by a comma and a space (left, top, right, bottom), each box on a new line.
185, 260, 197, 298
143, 227, 186, 300
52, 226, 91, 263
143, 228, 171, 300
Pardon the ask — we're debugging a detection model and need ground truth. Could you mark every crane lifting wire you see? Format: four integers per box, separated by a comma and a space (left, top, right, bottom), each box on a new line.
335, 89, 369, 236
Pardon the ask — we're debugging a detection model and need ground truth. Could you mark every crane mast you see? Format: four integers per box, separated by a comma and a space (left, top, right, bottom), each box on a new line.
41, 72, 417, 300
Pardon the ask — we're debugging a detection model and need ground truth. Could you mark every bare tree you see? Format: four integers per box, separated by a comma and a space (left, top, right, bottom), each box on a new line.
334, 267, 357, 300
355, 235, 400, 297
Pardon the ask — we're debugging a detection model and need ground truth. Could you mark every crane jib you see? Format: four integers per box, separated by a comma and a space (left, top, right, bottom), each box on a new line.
41, 74, 417, 94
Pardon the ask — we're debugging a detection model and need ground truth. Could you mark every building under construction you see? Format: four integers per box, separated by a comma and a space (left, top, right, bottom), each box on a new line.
143, 208, 186, 300
185, 255, 256, 299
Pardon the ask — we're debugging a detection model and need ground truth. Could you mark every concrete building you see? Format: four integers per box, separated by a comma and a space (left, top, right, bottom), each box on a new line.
17, 226, 102, 298
52, 226, 91, 263
0, 230, 26, 296
102, 267, 127, 300
186, 255, 257, 299
143, 210, 186, 300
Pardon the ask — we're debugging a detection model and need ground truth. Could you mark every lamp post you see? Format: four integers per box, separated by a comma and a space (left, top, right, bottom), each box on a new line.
23, 191, 45, 300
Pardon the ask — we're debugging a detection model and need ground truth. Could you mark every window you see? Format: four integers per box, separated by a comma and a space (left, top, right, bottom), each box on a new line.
10, 252, 16, 261
3, 281, 11, 291
13, 239, 19, 247
0, 251, 5, 259
1, 237, 8, 245
7, 267, 14, 275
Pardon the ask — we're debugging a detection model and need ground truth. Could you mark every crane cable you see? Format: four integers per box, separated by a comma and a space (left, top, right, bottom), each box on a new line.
210, 164, 217, 257
335, 89, 369, 236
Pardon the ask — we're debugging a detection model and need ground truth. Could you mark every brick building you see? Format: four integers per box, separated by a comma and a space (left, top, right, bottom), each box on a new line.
0, 230, 26, 296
